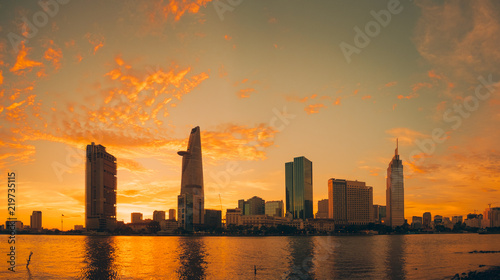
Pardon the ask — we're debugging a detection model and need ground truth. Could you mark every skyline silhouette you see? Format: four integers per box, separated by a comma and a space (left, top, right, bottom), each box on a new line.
1, 1, 499, 230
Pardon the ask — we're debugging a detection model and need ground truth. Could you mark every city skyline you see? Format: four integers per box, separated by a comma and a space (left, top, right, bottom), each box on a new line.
1, 1, 500, 230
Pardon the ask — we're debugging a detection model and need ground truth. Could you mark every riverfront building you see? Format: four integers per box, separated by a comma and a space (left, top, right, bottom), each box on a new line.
153, 210, 166, 222
85, 143, 117, 231
386, 140, 405, 228
177, 126, 205, 231
316, 199, 329, 219
328, 179, 373, 225
285, 156, 313, 220
239, 196, 265, 216
30, 211, 42, 230
265, 200, 284, 217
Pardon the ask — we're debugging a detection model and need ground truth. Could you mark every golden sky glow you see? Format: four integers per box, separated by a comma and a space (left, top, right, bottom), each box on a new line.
1, 0, 500, 229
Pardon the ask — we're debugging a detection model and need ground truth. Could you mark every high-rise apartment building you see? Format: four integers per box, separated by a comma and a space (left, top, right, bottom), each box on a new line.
153, 210, 166, 222
131, 212, 143, 223
423, 212, 432, 229
85, 143, 117, 231
285, 156, 313, 220
178, 126, 204, 231
483, 207, 500, 228
386, 140, 404, 227
30, 211, 42, 230
328, 179, 373, 225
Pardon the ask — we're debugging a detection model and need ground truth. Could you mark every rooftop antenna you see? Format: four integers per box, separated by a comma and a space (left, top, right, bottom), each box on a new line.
395, 138, 399, 156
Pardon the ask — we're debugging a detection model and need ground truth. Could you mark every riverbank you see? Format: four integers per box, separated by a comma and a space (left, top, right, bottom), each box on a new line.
451, 265, 500, 279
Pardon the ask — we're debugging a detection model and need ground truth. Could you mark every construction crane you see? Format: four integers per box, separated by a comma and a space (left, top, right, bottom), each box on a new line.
488, 202, 498, 209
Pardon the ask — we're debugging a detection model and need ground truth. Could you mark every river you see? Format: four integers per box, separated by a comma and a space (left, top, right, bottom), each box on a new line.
1, 234, 500, 279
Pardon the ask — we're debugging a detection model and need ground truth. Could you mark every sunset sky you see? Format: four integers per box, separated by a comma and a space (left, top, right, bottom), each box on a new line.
1, 0, 499, 229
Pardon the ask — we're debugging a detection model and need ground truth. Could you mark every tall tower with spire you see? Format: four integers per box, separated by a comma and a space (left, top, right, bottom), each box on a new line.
386, 138, 405, 227
177, 126, 204, 231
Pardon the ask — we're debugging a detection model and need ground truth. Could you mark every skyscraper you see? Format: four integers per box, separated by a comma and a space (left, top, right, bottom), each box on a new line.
386, 139, 404, 228
30, 211, 42, 230
285, 156, 313, 220
85, 143, 117, 231
328, 179, 373, 225
177, 126, 204, 231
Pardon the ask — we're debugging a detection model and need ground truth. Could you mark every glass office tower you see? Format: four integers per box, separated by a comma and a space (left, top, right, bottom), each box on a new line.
285, 156, 313, 220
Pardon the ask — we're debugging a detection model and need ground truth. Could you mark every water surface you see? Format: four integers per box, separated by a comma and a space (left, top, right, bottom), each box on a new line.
1, 234, 499, 279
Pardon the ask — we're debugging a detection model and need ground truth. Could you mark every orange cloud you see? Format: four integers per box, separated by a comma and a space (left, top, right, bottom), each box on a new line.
85, 33, 105, 54
397, 93, 418, 99
304, 103, 326, 114
161, 0, 213, 21
202, 124, 278, 161
362, 95, 371, 100
386, 127, 429, 146
414, 1, 500, 80
333, 97, 341, 105
44, 41, 63, 70
428, 70, 443, 80
385, 81, 397, 88
412, 82, 432, 92
238, 88, 256, 98
224, 35, 232, 41
9, 41, 43, 74
0, 70, 3, 85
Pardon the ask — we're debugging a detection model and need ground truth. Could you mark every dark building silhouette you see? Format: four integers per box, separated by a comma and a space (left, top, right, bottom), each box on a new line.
285, 156, 313, 220
153, 210, 166, 222
204, 209, 222, 229
386, 139, 404, 227
30, 211, 42, 230
85, 143, 117, 231
238, 196, 265, 215
178, 126, 204, 231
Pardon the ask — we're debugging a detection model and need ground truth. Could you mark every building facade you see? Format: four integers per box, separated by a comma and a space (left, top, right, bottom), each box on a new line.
30, 211, 42, 230
204, 209, 222, 229
285, 156, 313, 220
316, 199, 329, 219
386, 140, 404, 228
131, 212, 143, 223
153, 211, 166, 222
239, 196, 265, 215
411, 216, 423, 229
483, 207, 500, 228
169, 209, 176, 221
423, 212, 432, 229
85, 143, 117, 231
265, 200, 284, 217
226, 208, 242, 226
177, 126, 205, 231
328, 179, 373, 225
